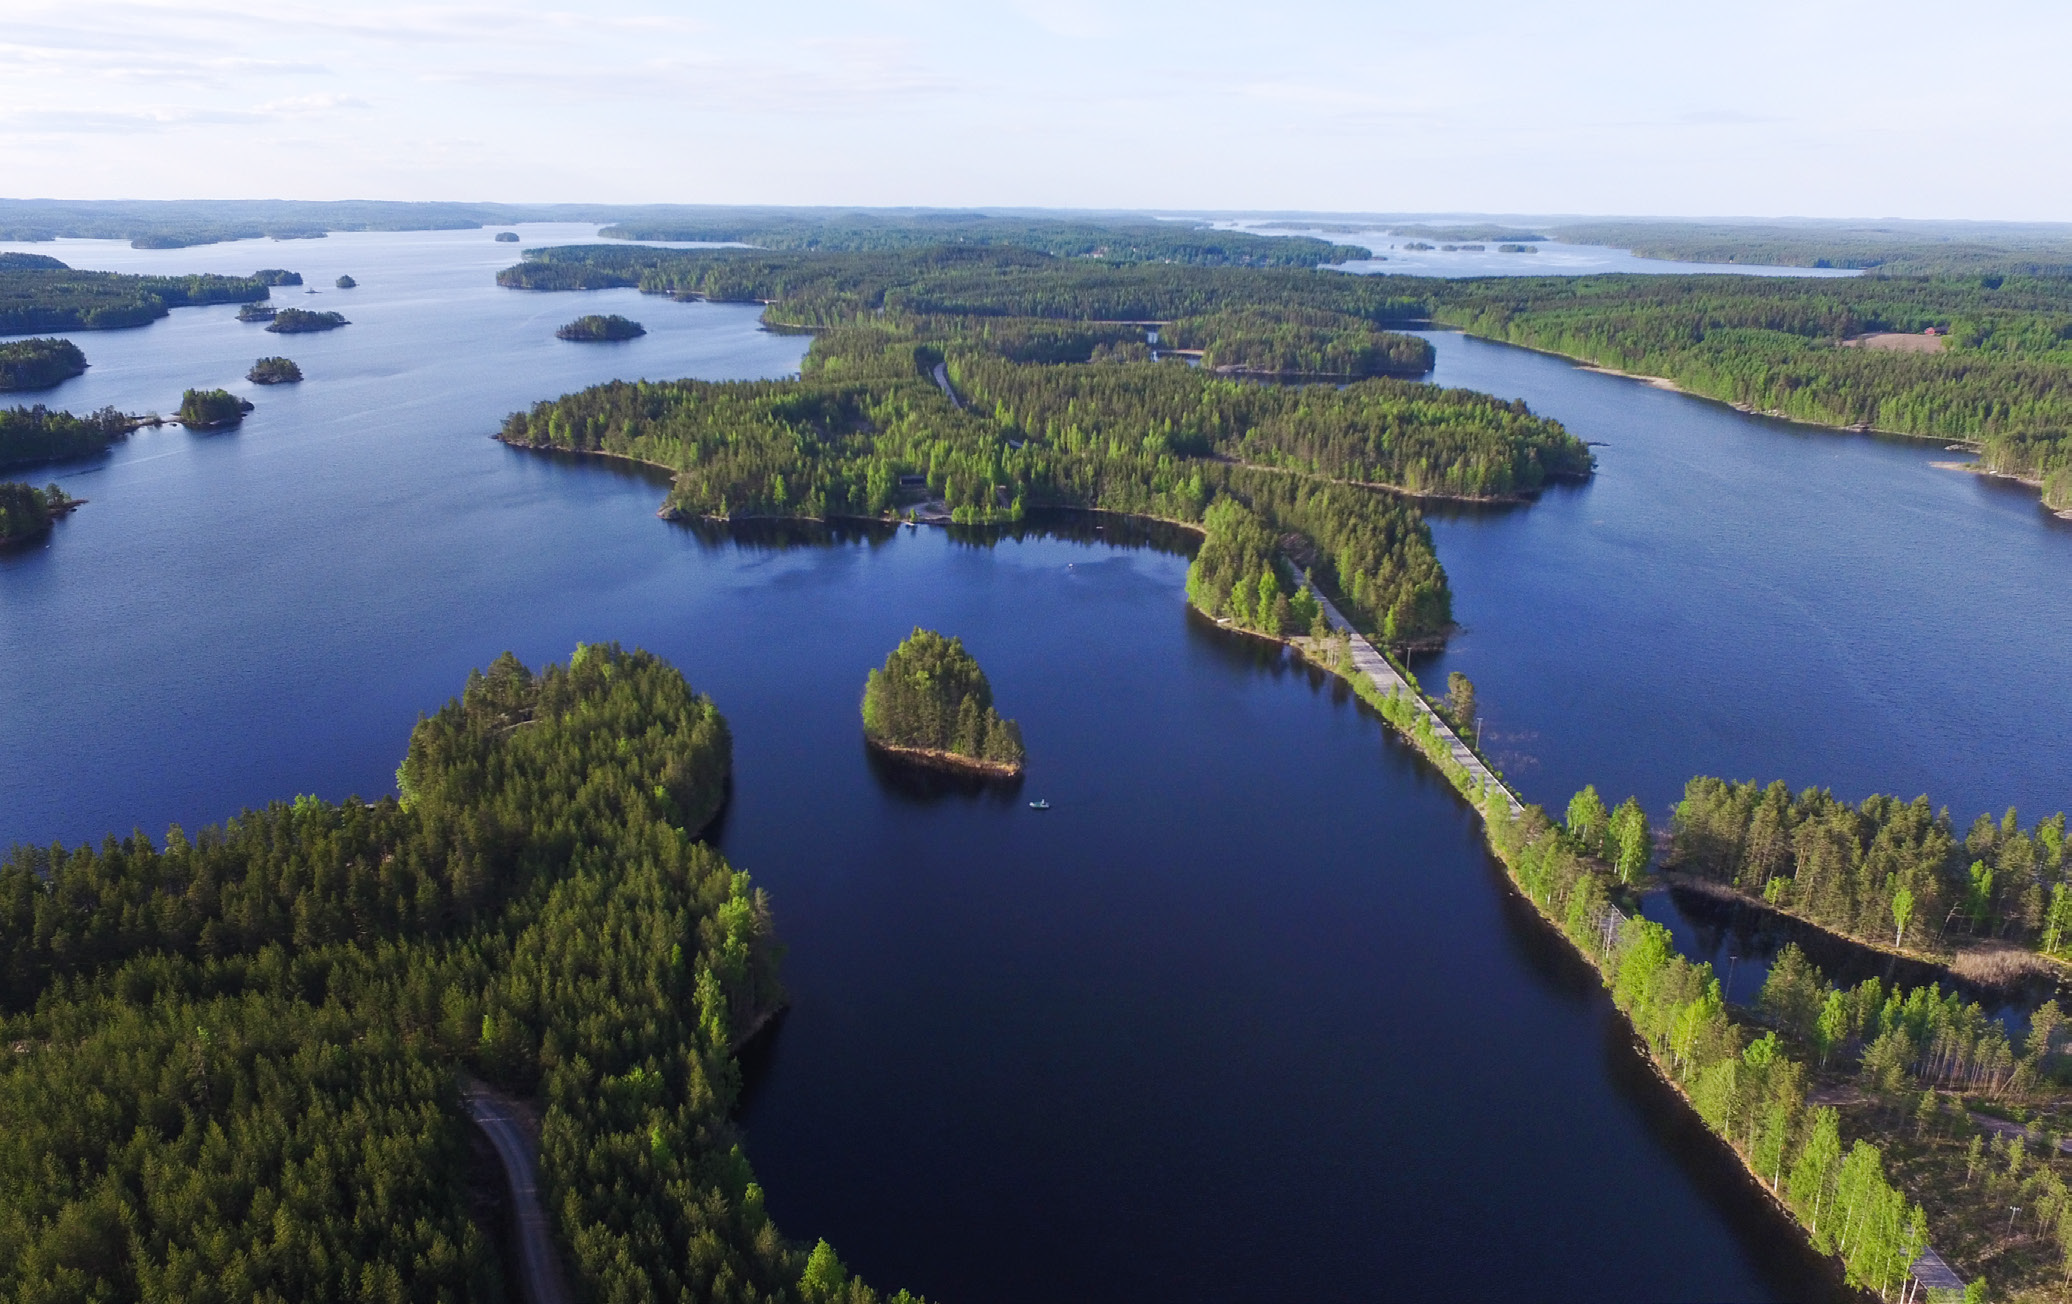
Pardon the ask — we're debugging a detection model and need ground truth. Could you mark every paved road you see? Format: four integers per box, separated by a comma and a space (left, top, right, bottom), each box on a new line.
465, 1083, 573, 1304
1307, 586, 1522, 815
931, 361, 962, 409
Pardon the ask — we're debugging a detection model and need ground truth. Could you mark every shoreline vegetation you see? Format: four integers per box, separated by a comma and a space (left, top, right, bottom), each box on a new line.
0, 647, 925, 1304
265, 308, 348, 334
1669, 778, 2069, 982
0, 479, 80, 545
246, 356, 302, 385
0, 256, 265, 334
555, 313, 645, 341
861, 628, 1026, 776
1426, 274, 2072, 515
0, 404, 135, 469
1245, 596, 2058, 1302
496, 243, 1592, 651
0, 337, 87, 392
176, 388, 252, 429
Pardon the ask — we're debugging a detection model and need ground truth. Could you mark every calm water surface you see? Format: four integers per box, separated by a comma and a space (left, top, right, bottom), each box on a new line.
12, 230, 2058, 1301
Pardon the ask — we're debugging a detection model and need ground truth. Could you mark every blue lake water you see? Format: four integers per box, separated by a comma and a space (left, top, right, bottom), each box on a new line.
7, 227, 2062, 1300
1214, 221, 1862, 278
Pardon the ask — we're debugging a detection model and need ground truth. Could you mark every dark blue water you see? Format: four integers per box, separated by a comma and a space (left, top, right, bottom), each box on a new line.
15, 231, 2056, 1301
1414, 330, 2072, 828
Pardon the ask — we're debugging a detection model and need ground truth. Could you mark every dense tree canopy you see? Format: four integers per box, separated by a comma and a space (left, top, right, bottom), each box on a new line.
247, 357, 303, 385
177, 389, 251, 428
497, 247, 1589, 647
0, 647, 923, 1304
0, 480, 72, 544
0, 338, 87, 392
0, 404, 130, 470
0, 265, 265, 334
557, 314, 646, 341
266, 309, 349, 334
860, 629, 1025, 772
1671, 777, 2069, 958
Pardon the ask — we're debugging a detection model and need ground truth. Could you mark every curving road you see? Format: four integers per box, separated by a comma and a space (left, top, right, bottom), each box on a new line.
465, 1083, 573, 1304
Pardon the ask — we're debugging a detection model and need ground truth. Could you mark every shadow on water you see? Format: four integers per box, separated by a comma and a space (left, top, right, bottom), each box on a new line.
1477, 849, 1860, 1304
861, 741, 1026, 806
1647, 882, 2062, 1023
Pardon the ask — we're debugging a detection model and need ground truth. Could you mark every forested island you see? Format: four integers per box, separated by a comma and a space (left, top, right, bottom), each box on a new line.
556, 313, 645, 341
861, 628, 1026, 774
247, 356, 302, 384
0, 338, 87, 391
593, 210, 1368, 267
335, 274, 357, 289
0, 404, 131, 469
495, 230, 520, 242
496, 243, 1590, 648
0, 480, 77, 544
236, 301, 276, 322
0, 647, 927, 1304
252, 269, 302, 286
176, 388, 252, 428
0, 259, 265, 334
265, 308, 349, 334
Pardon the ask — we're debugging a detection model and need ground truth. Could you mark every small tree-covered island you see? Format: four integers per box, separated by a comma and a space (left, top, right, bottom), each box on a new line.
176, 388, 253, 428
556, 313, 646, 341
861, 628, 1027, 775
246, 356, 302, 384
0, 338, 87, 392
0, 480, 79, 545
266, 307, 349, 334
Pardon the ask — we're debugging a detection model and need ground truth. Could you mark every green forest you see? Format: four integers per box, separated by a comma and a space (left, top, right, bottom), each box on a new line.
591, 211, 1368, 267
0, 338, 88, 392
0, 263, 265, 335
266, 309, 349, 334
557, 313, 646, 341
0, 405, 132, 470
177, 389, 251, 428
0, 480, 75, 545
1426, 273, 2072, 511
497, 245, 1589, 648
1161, 307, 1433, 377
247, 357, 303, 385
860, 629, 1026, 773
1550, 218, 2072, 276
1670, 777, 2070, 961
0, 646, 921, 1304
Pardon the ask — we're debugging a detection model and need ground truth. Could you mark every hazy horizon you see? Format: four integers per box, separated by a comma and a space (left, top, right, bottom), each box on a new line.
5, 0, 2068, 221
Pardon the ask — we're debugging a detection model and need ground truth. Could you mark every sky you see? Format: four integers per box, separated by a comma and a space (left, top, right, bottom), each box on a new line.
3, 0, 2069, 219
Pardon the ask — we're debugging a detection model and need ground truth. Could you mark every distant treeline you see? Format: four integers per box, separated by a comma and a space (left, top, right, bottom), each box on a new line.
1552, 218, 2072, 276
1428, 273, 2072, 511
0, 261, 265, 334
594, 211, 1368, 267
0, 647, 922, 1304
499, 244, 1430, 322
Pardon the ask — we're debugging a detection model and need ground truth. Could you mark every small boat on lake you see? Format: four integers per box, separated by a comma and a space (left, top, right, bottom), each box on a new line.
1028, 798, 1051, 810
